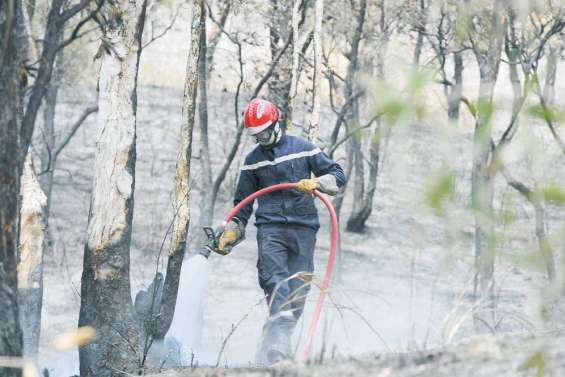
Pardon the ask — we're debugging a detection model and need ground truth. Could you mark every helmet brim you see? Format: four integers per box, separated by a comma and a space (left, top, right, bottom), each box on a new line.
245, 121, 273, 136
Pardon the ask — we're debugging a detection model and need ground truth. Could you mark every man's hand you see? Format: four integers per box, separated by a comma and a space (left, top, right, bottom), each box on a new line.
296, 179, 319, 194
217, 218, 245, 255
297, 174, 340, 196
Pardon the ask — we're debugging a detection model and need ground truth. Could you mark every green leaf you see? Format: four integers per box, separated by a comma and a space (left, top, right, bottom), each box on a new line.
425, 171, 455, 213
540, 185, 565, 205
527, 104, 565, 123
520, 351, 545, 377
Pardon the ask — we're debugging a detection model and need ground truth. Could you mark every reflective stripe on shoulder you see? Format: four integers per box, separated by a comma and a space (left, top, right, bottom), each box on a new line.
241, 148, 321, 171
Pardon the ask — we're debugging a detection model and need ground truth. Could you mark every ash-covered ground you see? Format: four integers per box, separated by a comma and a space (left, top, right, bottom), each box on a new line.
37, 84, 564, 376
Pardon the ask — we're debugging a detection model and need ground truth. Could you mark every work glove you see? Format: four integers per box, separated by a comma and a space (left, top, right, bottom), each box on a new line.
296, 174, 340, 196
217, 218, 245, 255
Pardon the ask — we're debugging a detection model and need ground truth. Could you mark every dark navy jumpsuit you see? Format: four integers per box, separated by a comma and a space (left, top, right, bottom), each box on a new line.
234, 134, 346, 322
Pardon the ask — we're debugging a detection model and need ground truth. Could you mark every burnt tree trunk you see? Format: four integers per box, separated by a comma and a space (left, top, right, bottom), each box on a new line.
447, 51, 463, 122
413, 0, 428, 66
197, 5, 214, 227
269, 0, 293, 123
333, 0, 367, 219
346, 0, 385, 233
20, 0, 90, 165
0, 1, 25, 375
78, 1, 149, 375
151, 0, 203, 340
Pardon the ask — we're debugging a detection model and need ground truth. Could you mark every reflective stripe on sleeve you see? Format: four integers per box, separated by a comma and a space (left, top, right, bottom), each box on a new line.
241, 148, 321, 171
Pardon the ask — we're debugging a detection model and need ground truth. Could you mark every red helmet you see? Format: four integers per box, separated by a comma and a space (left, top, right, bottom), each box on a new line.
243, 99, 280, 135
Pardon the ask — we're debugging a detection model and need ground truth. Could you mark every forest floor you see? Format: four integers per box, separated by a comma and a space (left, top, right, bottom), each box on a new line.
145, 332, 565, 377
37, 85, 565, 376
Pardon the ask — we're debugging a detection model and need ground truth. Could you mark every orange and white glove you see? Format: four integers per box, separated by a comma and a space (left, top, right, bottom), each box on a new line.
296, 179, 319, 194
217, 218, 245, 255
297, 174, 340, 196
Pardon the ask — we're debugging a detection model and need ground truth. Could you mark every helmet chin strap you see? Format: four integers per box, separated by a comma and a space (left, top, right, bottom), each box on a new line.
259, 123, 282, 148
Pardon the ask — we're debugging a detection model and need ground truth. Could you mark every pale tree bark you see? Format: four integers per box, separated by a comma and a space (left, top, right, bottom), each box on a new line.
505, 11, 522, 129
151, 0, 203, 340
543, 46, 559, 106
78, 1, 149, 375
307, 0, 323, 143
269, 0, 293, 123
469, 0, 505, 330
0, 2, 25, 374
287, 0, 303, 131
17, 153, 47, 359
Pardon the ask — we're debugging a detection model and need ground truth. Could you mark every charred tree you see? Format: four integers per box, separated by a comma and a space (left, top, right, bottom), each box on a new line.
0, 1, 25, 374
333, 0, 367, 219
150, 0, 204, 340
78, 1, 149, 375
345, 0, 386, 233
269, 0, 293, 124
198, 4, 214, 226
412, 0, 428, 66
447, 51, 463, 122
20, 0, 94, 165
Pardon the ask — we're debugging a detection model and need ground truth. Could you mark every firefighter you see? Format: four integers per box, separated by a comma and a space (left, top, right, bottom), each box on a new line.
217, 98, 346, 363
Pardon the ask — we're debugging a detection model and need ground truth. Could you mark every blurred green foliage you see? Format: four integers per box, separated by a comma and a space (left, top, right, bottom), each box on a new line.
539, 185, 565, 205
520, 351, 546, 377
425, 171, 455, 214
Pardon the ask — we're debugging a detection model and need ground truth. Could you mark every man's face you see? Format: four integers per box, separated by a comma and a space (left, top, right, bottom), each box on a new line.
254, 127, 274, 145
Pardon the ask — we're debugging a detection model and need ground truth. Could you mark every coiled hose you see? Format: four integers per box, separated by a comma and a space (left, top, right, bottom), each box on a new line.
223, 182, 339, 362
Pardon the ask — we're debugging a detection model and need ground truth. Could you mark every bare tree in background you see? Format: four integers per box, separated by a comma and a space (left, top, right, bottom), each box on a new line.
0, 2, 26, 374
413, 0, 428, 66
307, 0, 324, 142
495, 3, 565, 283
269, 0, 293, 124
345, 0, 397, 233
330, 0, 368, 219
424, 2, 465, 123
466, 0, 506, 330
18, 0, 102, 358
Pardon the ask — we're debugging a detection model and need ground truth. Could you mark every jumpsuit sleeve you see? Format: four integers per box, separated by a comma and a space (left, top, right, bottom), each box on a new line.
233, 167, 258, 227
308, 145, 347, 189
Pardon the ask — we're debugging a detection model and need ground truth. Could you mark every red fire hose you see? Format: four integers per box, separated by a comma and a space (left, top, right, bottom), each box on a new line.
223, 182, 339, 362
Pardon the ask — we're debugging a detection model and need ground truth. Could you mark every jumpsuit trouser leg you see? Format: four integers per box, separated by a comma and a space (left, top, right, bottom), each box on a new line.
256, 225, 317, 361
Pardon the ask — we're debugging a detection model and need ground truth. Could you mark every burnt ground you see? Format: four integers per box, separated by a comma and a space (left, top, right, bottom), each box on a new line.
37, 85, 565, 376
146, 333, 565, 376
